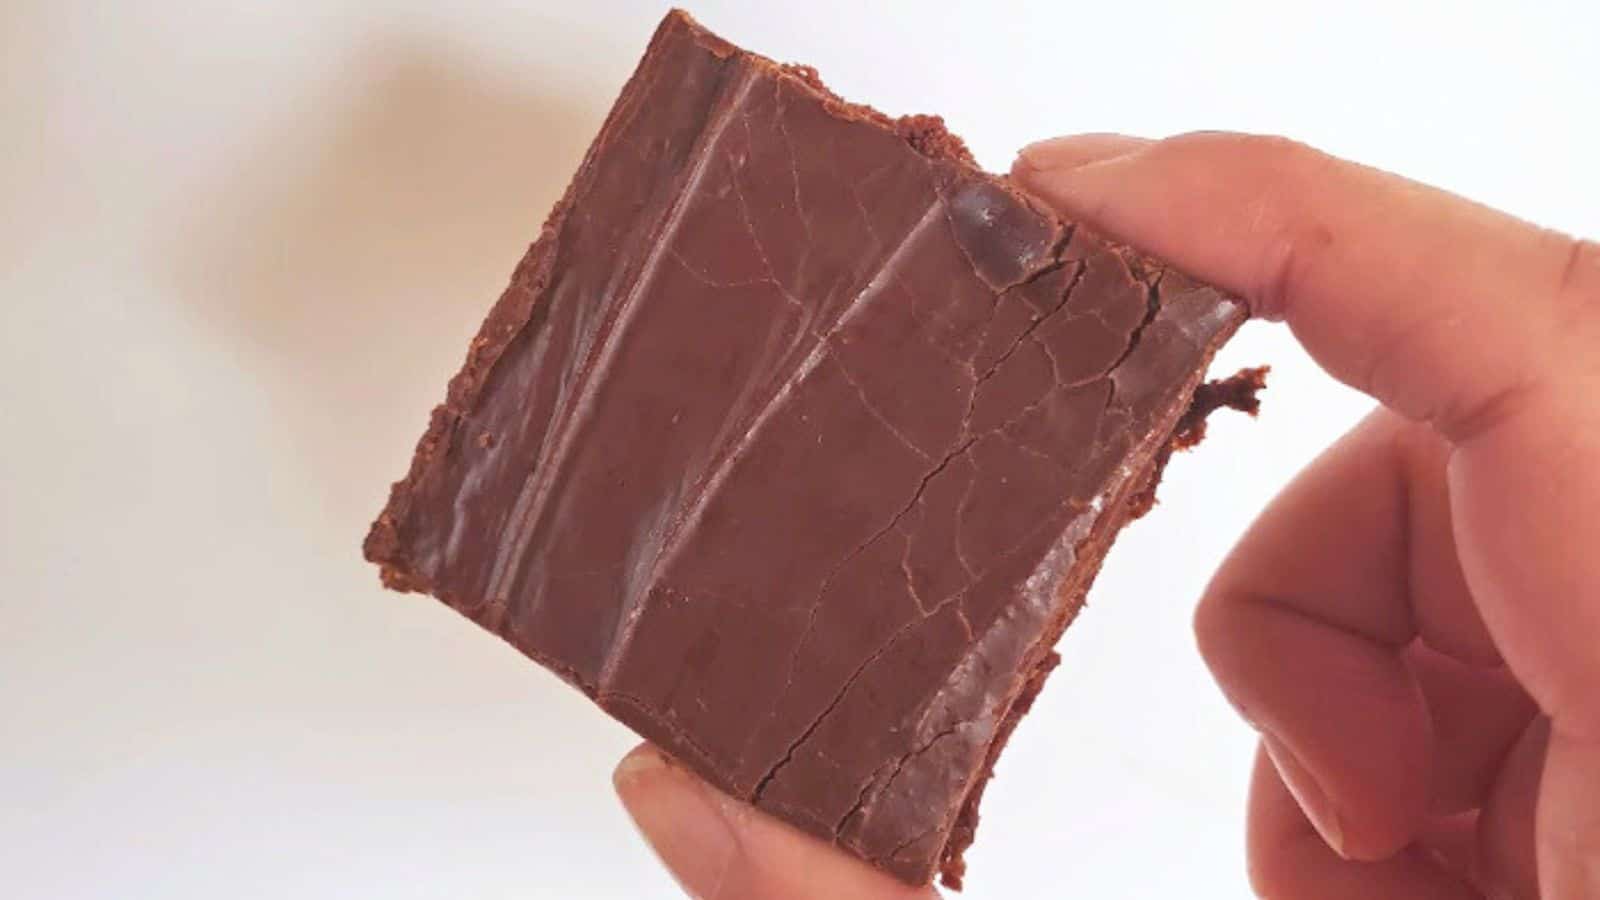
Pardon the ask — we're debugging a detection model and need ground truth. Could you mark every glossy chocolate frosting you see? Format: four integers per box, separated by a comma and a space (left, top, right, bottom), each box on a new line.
366, 10, 1248, 886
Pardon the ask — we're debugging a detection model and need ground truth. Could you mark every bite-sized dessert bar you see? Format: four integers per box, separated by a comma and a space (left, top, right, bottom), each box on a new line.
365, 9, 1259, 888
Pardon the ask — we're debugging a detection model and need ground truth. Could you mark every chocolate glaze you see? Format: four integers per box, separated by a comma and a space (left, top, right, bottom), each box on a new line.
365, 9, 1251, 887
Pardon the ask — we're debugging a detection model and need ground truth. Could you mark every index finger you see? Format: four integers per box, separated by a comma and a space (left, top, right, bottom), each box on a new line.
1012, 131, 1599, 444
1010, 132, 1600, 735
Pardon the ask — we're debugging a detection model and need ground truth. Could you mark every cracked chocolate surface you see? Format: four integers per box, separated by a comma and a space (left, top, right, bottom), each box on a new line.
364, 10, 1249, 887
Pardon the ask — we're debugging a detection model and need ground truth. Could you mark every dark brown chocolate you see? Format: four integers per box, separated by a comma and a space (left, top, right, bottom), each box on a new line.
365, 9, 1252, 887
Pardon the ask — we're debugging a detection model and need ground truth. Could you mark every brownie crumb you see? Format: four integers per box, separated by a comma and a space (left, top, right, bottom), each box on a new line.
779, 62, 825, 90
1126, 366, 1269, 520
1174, 365, 1269, 449
776, 64, 976, 167
895, 114, 977, 166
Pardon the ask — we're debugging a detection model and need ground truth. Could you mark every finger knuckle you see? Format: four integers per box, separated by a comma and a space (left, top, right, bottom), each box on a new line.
1252, 221, 1335, 321
1208, 136, 1336, 320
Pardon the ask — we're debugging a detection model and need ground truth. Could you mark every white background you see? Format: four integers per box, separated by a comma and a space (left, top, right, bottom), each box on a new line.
3, 1, 1596, 898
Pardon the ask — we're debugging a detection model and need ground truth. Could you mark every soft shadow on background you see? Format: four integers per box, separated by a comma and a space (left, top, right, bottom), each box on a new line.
90, 39, 654, 897
170, 38, 602, 538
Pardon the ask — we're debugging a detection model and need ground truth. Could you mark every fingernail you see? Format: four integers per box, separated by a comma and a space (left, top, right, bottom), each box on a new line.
1014, 133, 1151, 174
1262, 733, 1346, 857
614, 745, 739, 899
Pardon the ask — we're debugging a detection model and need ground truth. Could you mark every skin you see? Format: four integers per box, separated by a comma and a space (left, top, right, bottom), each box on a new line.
612, 133, 1600, 899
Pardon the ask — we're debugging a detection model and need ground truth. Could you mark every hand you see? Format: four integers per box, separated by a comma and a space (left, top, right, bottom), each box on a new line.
1012, 133, 1600, 899
611, 133, 1600, 899
612, 744, 939, 899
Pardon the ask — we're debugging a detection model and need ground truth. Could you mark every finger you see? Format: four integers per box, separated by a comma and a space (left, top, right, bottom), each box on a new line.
1453, 407, 1600, 896
1416, 811, 1480, 888
1392, 420, 1499, 666
1247, 744, 1483, 900
1011, 131, 1600, 443
1478, 717, 1547, 900
1407, 643, 1537, 815
1536, 727, 1600, 900
1012, 132, 1600, 739
613, 744, 939, 900
1195, 410, 1494, 859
